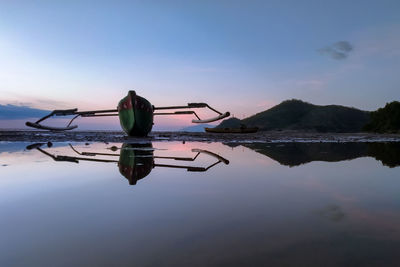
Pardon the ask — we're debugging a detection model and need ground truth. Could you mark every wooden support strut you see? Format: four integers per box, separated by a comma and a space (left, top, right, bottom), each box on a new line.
26, 108, 119, 131
153, 103, 230, 123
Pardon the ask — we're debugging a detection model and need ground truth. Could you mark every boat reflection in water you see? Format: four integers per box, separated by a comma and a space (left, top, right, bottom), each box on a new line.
26, 142, 229, 186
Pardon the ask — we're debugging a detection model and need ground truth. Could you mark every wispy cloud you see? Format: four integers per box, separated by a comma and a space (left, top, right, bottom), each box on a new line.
333, 41, 353, 52
318, 41, 354, 60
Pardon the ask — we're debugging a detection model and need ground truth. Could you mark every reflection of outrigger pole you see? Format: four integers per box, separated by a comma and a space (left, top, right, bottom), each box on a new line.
153, 149, 229, 172
26, 143, 117, 163
26, 90, 230, 136
26, 143, 229, 185
64, 144, 229, 172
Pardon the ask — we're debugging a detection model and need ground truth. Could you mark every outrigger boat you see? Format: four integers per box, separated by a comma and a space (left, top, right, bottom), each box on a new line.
26, 90, 230, 136
26, 142, 229, 186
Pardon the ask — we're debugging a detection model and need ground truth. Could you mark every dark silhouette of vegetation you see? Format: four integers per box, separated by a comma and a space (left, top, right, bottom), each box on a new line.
215, 99, 400, 133
363, 101, 400, 133
240, 99, 370, 132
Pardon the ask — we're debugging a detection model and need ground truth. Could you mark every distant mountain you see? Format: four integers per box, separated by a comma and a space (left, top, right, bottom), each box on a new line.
364, 101, 400, 133
180, 124, 214, 132
216, 99, 371, 133
215, 117, 242, 129
0, 104, 49, 119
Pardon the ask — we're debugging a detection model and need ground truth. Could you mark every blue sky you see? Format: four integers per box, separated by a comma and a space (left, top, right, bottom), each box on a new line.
0, 0, 399, 130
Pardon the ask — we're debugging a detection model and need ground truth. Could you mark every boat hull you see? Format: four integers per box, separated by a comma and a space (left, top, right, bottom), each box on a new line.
118, 90, 154, 136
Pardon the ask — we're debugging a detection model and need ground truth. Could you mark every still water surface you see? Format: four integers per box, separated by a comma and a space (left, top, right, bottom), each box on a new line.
1, 141, 400, 266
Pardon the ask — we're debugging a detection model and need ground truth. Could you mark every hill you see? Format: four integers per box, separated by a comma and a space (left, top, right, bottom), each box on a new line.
236, 99, 370, 132
363, 101, 400, 133
215, 117, 242, 129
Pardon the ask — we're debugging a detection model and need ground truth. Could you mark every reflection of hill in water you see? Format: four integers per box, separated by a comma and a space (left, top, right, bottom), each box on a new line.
367, 143, 400, 168
243, 142, 400, 168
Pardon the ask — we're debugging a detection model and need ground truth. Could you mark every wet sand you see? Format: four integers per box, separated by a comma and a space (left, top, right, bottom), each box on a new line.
1, 130, 400, 143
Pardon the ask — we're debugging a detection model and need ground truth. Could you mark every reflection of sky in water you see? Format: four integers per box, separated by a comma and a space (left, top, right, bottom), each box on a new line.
1, 142, 400, 266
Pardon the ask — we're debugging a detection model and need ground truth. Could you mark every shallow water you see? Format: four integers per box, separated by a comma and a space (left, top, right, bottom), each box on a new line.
1, 141, 400, 266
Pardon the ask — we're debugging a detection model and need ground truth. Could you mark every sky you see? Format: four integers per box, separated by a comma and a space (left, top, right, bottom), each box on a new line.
0, 0, 399, 130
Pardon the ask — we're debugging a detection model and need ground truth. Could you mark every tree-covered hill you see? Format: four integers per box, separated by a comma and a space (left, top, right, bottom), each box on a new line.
215, 117, 242, 129
363, 101, 400, 133
240, 99, 370, 132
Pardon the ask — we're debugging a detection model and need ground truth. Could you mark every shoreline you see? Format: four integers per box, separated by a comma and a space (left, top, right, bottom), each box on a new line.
1, 130, 400, 143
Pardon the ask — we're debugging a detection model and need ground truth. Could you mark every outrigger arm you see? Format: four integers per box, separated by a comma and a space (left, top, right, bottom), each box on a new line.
153, 103, 230, 123
26, 108, 119, 131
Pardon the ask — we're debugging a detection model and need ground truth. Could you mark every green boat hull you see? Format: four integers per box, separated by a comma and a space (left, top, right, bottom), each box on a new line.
118, 90, 154, 136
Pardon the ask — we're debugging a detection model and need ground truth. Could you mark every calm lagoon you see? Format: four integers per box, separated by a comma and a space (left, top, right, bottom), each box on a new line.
1, 141, 400, 266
